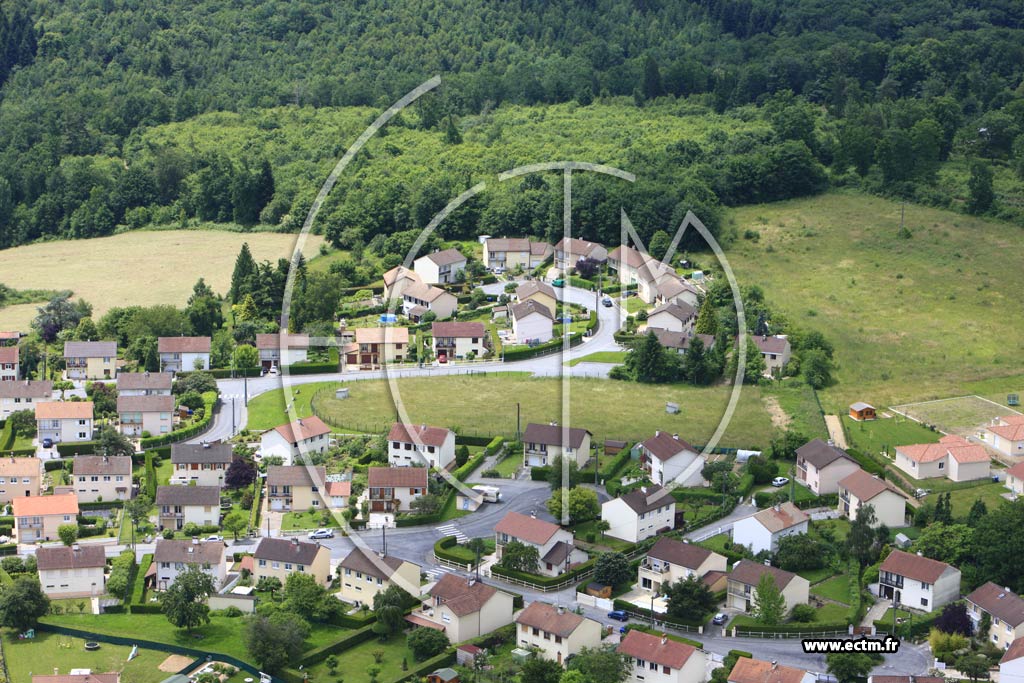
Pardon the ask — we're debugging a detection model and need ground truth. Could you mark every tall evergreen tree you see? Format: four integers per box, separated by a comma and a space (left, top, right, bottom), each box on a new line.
642, 55, 663, 100
966, 161, 994, 214
694, 297, 718, 335
229, 243, 257, 304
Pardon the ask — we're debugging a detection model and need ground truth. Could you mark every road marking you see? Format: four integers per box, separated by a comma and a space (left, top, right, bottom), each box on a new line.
435, 523, 469, 543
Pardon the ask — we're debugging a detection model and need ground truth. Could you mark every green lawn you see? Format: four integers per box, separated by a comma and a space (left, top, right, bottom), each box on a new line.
796, 567, 836, 584
245, 380, 337, 431
842, 415, 940, 458
297, 633, 417, 682
442, 538, 497, 563
566, 351, 628, 367
42, 613, 342, 663
305, 376, 776, 448
3, 632, 195, 683
728, 193, 1024, 411
572, 519, 635, 552
812, 602, 851, 623
810, 574, 853, 605
764, 383, 829, 441
281, 508, 340, 531
491, 454, 522, 478
810, 518, 852, 542
933, 482, 1007, 518
623, 297, 648, 314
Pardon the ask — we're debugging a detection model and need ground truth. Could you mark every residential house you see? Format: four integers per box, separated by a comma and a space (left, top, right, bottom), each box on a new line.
555, 237, 607, 271
0, 456, 42, 504
260, 416, 331, 465
608, 245, 651, 283
36, 543, 106, 598
155, 485, 220, 531
1001, 639, 1024, 683
649, 329, 715, 356
338, 546, 421, 605
1007, 462, 1024, 496
494, 511, 587, 577
795, 439, 860, 495
153, 538, 227, 591
511, 300, 554, 345
638, 431, 702, 487
326, 480, 351, 508
402, 283, 458, 321
732, 503, 809, 555
346, 327, 410, 368
515, 280, 558, 317
431, 321, 488, 359
514, 602, 603, 666
408, 572, 515, 643
388, 423, 456, 470
728, 657, 815, 683
849, 402, 877, 421
751, 336, 791, 378
600, 484, 675, 543
894, 435, 990, 482
646, 303, 696, 335
63, 340, 117, 380
116, 371, 172, 396
267, 465, 326, 511
981, 415, 1024, 458
966, 582, 1024, 649
13, 493, 79, 543
414, 248, 467, 284
367, 466, 428, 513
0, 345, 18, 381
637, 537, 728, 595
116, 394, 174, 437
170, 442, 233, 487
382, 265, 422, 302
253, 536, 332, 586
35, 401, 94, 444
255, 333, 309, 370
878, 549, 961, 613
0, 379, 52, 419
483, 238, 552, 271
837, 469, 907, 528
726, 560, 809, 614
654, 277, 701, 309
72, 456, 131, 503
637, 260, 691, 307
618, 629, 707, 683
157, 336, 211, 373
522, 422, 592, 469
869, 678, 943, 683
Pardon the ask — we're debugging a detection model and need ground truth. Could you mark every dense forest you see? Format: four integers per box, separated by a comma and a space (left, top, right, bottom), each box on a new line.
0, 0, 1023, 250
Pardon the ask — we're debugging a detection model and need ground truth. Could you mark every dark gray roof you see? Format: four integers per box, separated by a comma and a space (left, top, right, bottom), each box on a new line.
154, 538, 225, 565
0, 379, 52, 399
36, 544, 106, 571
523, 423, 590, 448
255, 537, 325, 565
617, 484, 674, 515
796, 439, 854, 469
117, 372, 173, 391
117, 394, 174, 413
63, 341, 117, 357
171, 443, 233, 465
155, 485, 220, 506
267, 465, 326, 487
339, 546, 406, 580
72, 455, 132, 476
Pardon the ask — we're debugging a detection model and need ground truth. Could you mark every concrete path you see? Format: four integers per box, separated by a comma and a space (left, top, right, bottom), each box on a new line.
824, 415, 848, 449
862, 595, 890, 627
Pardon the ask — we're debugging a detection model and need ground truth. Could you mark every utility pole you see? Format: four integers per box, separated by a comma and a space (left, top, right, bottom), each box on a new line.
515, 403, 521, 442
382, 516, 389, 555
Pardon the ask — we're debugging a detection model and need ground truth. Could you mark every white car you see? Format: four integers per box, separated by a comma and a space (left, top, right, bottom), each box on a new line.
205, 535, 224, 542
308, 528, 334, 540
771, 476, 789, 487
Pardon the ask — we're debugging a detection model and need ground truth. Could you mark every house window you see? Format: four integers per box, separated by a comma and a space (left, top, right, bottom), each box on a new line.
921, 597, 929, 607
921, 582, 931, 590
938, 461, 945, 470
285, 563, 293, 570
258, 560, 267, 567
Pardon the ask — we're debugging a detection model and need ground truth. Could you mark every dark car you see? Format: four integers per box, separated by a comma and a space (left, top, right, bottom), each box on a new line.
607, 610, 629, 622
602, 297, 613, 307
41, 438, 53, 448
712, 613, 728, 625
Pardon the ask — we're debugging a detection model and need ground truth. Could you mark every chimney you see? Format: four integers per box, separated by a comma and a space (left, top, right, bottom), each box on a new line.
655, 430, 661, 437
188, 546, 194, 554
550, 421, 558, 427
103, 455, 109, 463
144, 371, 149, 377
916, 551, 923, 557
292, 537, 300, 546
640, 486, 647, 495
468, 577, 476, 587
774, 503, 780, 512
763, 558, 771, 567
672, 433, 679, 440
771, 661, 777, 670
557, 605, 565, 614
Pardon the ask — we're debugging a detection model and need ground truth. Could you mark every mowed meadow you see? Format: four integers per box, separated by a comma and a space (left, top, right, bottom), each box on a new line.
0, 230, 323, 329
726, 192, 1024, 410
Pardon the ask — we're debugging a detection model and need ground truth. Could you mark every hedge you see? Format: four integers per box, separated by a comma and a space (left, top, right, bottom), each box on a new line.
0, 419, 13, 450
490, 556, 597, 588
671, 489, 728, 504
531, 466, 550, 481
737, 473, 755, 498
286, 362, 337, 375
502, 331, 584, 362
874, 607, 940, 638
78, 500, 125, 511
0, 544, 17, 556
128, 603, 164, 614
295, 624, 376, 666
391, 649, 456, 683
129, 553, 152, 605
601, 445, 633, 479
734, 621, 847, 635
183, 367, 261, 379
483, 436, 504, 457
140, 392, 217, 448
612, 599, 706, 629
57, 442, 98, 456
433, 536, 472, 565
43, 459, 66, 472
845, 447, 886, 476
144, 452, 157, 499
453, 450, 487, 482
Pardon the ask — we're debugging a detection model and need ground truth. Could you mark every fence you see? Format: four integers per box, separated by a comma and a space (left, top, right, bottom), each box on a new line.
733, 626, 850, 638
35, 622, 281, 682
688, 523, 734, 543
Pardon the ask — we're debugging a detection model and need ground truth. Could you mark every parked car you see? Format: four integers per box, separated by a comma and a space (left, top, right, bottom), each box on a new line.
41, 438, 53, 448
607, 610, 629, 622
712, 613, 728, 625
602, 297, 613, 307
494, 267, 505, 275
552, 279, 565, 287
437, 353, 448, 364
308, 528, 334, 540
771, 476, 789, 487
205, 535, 224, 542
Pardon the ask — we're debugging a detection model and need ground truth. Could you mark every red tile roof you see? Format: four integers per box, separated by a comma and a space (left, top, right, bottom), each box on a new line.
514, 602, 587, 637
1007, 462, 1024, 480
989, 416, 1024, 441
1001, 637, 1024, 663
752, 502, 809, 533
897, 435, 988, 464
617, 629, 697, 669
641, 431, 696, 461
388, 423, 451, 447
35, 401, 93, 420
272, 416, 331, 443
728, 657, 808, 683
368, 466, 428, 488
326, 481, 351, 497
255, 333, 309, 350
880, 549, 956, 584
429, 573, 498, 616
0, 346, 18, 364
13, 494, 79, 518
495, 511, 560, 545
839, 469, 902, 502
431, 321, 485, 338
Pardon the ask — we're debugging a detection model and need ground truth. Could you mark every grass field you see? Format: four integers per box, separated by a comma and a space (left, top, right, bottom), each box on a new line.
728, 193, 1024, 410
298, 633, 415, 682
566, 351, 628, 367
0, 230, 323, 329
3, 632, 190, 683
842, 414, 941, 457
245, 380, 337, 432
810, 574, 853, 605
890, 395, 1022, 435
932, 481, 1007, 518
302, 375, 776, 448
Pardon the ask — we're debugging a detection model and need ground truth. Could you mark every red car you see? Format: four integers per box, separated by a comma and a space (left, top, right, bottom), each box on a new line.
437, 353, 448, 364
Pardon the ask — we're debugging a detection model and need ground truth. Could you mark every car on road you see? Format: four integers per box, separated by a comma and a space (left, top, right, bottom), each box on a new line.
602, 297, 613, 307
41, 438, 53, 448
308, 528, 334, 540
712, 613, 728, 625
551, 278, 565, 287
771, 476, 789, 487
607, 610, 629, 622
205, 535, 224, 542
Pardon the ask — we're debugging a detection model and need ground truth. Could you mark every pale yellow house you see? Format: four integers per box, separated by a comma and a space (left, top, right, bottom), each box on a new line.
37, 544, 106, 598
338, 546, 421, 605
382, 266, 422, 302
156, 485, 220, 531
726, 560, 809, 615
514, 602, 603, 666
407, 573, 515, 643
267, 465, 326, 512
63, 341, 117, 380
618, 629, 708, 683
751, 335, 791, 378
0, 456, 42, 505
981, 415, 1024, 458
72, 455, 132, 503
837, 469, 907, 528
515, 281, 558, 318
13, 493, 79, 543
495, 510, 588, 577
253, 537, 332, 586
117, 394, 174, 437
638, 537, 728, 596
966, 582, 1024, 649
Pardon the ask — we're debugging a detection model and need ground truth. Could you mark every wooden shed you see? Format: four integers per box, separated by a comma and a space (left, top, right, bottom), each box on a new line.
585, 582, 612, 599
849, 402, 877, 421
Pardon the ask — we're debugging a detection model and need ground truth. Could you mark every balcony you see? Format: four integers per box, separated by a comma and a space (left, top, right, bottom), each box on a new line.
879, 573, 904, 589
639, 560, 669, 576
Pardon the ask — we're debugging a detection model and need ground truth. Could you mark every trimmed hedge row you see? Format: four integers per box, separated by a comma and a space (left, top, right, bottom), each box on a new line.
181, 367, 261, 379
433, 535, 474, 566
391, 649, 456, 683
735, 621, 847, 635
129, 604, 163, 614
140, 392, 217, 448
57, 442, 98, 456
612, 599, 706, 629
672, 489, 728, 504
296, 623, 376, 666
845, 447, 886, 476
286, 362, 337, 375
129, 553, 152, 606
752, 491, 838, 509
502, 331, 584, 361
0, 544, 17, 556
490, 556, 597, 588
530, 466, 550, 481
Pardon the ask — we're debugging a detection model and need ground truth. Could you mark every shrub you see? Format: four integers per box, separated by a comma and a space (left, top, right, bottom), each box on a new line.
408, 628, 449, 661
790, 604, 816, 623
